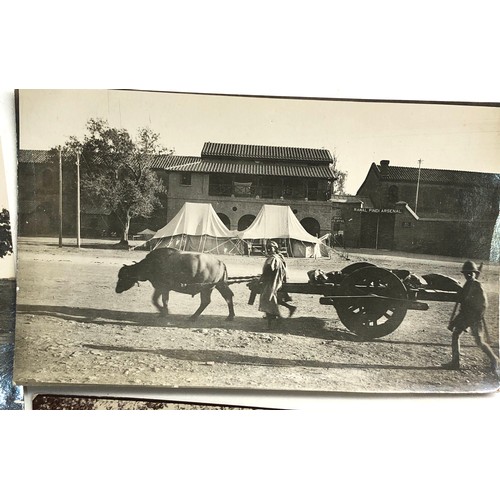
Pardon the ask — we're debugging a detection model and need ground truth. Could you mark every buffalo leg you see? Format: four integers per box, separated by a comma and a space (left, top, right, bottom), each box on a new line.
152, 289, 162, 313
161, 289, 170, 316
152, 288, 169, 316
190, 288, 213, 320
216, 282, 235, 320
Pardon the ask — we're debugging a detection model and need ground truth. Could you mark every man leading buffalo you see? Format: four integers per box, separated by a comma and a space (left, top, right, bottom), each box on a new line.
258, 240, 296, 328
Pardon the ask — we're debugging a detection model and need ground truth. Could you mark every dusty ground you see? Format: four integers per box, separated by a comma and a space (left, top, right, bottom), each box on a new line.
13, 237, 500, 395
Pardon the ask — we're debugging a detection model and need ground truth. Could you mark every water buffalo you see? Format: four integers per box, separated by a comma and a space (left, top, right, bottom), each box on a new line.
115, 248, 235, 320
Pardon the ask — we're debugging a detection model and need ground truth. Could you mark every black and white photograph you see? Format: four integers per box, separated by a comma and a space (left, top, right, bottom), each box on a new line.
13, 89, 500, 394
0, 140, 20, 410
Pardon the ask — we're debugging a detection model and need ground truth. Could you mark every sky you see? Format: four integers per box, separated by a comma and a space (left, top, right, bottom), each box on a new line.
18, 89, 500, 196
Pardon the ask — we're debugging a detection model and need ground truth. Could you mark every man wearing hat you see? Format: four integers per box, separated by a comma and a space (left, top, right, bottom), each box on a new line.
442, 260, 499, 373
257, 240, 296, 328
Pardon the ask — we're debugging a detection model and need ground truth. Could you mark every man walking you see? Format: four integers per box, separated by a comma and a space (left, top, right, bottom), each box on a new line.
258, 240, 296, 328
442, 261, 499, 373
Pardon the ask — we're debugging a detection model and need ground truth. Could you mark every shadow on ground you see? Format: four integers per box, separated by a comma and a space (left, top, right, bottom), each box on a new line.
18, 303, 338, 339
81, 342, 449, 372
17, 303, 452, 348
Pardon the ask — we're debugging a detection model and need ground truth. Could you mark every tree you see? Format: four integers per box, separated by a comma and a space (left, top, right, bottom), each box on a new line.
0, 208, 13, 258
333, 169, 348, 195
60, 119, 173, 245
330, 152, 348, 195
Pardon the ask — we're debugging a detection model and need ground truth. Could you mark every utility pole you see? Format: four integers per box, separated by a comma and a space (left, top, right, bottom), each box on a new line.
415, 158, 423, 213
58, 146, 63, 247
76, 148, 81, 248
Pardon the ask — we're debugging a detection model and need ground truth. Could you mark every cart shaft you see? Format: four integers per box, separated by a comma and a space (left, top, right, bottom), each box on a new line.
319, 295, 429, 311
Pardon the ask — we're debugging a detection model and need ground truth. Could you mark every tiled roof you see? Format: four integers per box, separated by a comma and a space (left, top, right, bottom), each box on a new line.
18, 150, 334, 178
151, 156, 335, 179
149, 155, 202, 170
201, 142, 333, 163
376, 164, 499, 186
18, 150, 54, 163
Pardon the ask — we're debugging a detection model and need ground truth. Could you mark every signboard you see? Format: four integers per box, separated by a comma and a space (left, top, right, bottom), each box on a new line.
354, 208, 402, 214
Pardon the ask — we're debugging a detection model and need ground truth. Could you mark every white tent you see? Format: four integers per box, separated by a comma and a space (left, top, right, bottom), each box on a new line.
239, 204, 330, 258
147, 202, 245, 255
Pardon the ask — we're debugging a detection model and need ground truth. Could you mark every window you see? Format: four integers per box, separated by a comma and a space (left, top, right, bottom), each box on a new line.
388, 185, 399, 204
300, 217, 320, 237
209, 173, 231, 196
217, 213, 231, 229
306, 179, 318, 200
238, 214, 256, 231
180, 172, 191, 186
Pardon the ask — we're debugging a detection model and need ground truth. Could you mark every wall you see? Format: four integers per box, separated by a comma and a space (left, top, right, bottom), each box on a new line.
393, 203, 495, 259
18, 161, 78, 236
330, 201, 362, 248
356, 169, 499, 258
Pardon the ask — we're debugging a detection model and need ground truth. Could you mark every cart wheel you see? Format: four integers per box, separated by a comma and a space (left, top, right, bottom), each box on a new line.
340, 261, 376, 277
335, 266, 408, 339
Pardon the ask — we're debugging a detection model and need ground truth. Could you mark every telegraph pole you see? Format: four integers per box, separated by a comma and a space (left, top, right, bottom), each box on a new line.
415, 158, 423, 213
76, 148, 81, 248
58, 146, 63, 247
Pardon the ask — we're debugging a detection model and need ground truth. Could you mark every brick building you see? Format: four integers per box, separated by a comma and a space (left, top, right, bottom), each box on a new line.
18, 142, 337, 240
148, 142, 336, 237
17, 150, 118, 237
332, 160, 500, 259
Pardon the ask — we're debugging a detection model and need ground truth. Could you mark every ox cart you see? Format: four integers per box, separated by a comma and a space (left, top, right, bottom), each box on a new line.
247, 261, 460, 340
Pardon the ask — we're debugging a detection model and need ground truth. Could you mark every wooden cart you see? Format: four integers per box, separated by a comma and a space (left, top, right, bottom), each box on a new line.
248, 262, 459, 340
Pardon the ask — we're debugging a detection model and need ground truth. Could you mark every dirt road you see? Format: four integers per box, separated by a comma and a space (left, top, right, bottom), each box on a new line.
13, 238, 500, 394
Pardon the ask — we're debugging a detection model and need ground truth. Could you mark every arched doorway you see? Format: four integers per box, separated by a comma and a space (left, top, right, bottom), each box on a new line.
238, 214, 256, 231
217, 213, 231, 230
300, 217, 320, 237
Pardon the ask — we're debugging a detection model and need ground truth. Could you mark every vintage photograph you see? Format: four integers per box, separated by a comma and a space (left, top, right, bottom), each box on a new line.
13, 89, 500, 393
29, 394, 260, 410
0, 140, 21, 409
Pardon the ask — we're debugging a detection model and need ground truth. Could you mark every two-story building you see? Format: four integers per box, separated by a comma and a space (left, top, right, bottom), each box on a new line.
332, 160, 500, 259
18, 142, 337, 240
147, 142, 336, 238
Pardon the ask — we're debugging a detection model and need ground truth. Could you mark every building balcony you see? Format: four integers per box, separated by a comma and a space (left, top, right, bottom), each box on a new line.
208, 183, 324, 201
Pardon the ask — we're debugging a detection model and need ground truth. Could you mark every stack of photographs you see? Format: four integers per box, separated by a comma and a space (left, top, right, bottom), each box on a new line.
5, 89, 500, 409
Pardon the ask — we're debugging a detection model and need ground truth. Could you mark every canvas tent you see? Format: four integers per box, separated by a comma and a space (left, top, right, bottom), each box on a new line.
146, 202, 245, 255
239, 204, 330, 258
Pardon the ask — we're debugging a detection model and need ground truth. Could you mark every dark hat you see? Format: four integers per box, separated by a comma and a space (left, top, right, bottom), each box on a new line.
461, 260, 480, 274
